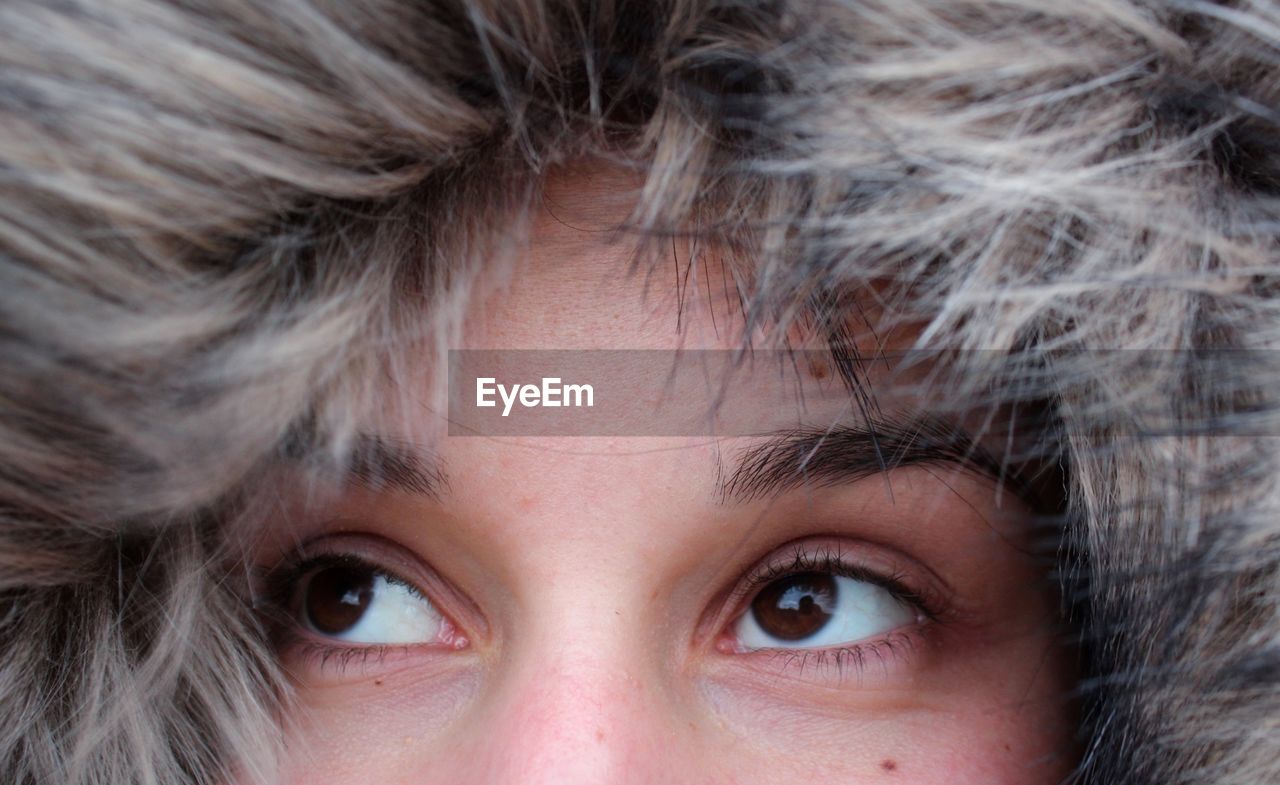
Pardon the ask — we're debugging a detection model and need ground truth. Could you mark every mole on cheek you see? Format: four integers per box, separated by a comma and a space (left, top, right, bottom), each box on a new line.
881, 759, 897, 773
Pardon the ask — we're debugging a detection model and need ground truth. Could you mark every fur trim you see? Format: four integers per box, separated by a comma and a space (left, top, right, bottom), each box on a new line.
1, 1, 1278, 783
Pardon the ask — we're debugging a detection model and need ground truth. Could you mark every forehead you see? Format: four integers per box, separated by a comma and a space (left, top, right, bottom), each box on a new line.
463, 162, 909, 352
464, 163, 730, 351
339, 162, 996, 460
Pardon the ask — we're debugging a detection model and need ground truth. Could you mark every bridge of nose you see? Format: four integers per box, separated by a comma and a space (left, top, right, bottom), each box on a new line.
453, 640, 693, 785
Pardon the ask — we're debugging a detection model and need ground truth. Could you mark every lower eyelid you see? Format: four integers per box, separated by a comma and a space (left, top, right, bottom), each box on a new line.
277, 636, 460, 682
287, 641, 399, 676
716, 626, 928, 687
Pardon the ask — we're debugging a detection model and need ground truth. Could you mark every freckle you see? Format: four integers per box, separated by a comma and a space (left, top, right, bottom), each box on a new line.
806, 356, 830, 379
881, 760, 897, 773
374, 678, 384, 686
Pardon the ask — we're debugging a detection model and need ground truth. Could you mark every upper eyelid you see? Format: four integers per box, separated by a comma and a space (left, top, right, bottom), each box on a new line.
265, 551, 434, 626
287, 552, 422, 595
272, 533, 432, 593
718, 540, 949, 634
746, 559, 931, 620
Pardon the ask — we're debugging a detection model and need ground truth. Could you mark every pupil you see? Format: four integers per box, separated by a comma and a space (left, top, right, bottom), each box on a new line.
304, 565, 375, 635
750, 572, 837, 641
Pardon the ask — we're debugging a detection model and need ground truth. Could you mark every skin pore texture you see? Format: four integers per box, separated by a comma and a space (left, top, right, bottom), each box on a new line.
246, 164, 1077, 784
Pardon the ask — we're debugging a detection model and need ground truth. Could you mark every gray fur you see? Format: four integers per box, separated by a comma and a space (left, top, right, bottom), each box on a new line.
1, 1, 1278, 783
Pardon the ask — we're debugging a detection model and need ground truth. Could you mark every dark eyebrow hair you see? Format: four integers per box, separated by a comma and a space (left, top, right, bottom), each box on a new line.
718, 414, 1027, 505
343, 434, 450, 499
279, 427, 450, 500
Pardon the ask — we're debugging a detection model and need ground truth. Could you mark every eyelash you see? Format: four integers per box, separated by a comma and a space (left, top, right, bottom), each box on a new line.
733, 542, 938, 622
720, 542, 939, 679
256, 541, 940, 679
752, 633, 921, 682
258, 552, 433, 673
289, 639, 404, 674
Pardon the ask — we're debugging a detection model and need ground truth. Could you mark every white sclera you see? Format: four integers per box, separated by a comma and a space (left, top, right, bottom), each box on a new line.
312, 573, 444, 645
735, 575, 916, 650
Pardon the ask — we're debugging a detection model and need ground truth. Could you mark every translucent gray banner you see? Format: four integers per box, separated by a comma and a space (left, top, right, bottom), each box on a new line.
446, 350, 1280, 437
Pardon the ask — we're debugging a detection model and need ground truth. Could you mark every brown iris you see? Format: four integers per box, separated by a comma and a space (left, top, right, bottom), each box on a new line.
749, 572, 837, 641
303, 565, 375, 635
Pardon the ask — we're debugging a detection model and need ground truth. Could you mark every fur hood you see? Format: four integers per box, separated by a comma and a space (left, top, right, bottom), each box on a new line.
2, 1, 1278, 783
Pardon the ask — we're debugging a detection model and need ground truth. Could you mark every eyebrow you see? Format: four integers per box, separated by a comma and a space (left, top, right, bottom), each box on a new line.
278, 430, 450, 499
717, 414, 1027, 504
343, 435, 450, 499
286, 421, 1026, 507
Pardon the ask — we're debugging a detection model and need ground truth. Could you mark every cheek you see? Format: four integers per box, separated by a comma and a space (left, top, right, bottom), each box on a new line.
275, 714, 1070, 785
685, 706, 1074, 785
272, 665, 483, 785
692, 637, 1076, 785
906, 715, 1078, 785
268, 638, 1075, 784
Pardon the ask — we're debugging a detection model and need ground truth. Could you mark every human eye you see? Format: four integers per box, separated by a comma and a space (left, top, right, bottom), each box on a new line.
260, 543, 470, 666
733, 571, 918, 650
718, 541, 933, 668
289, 554, 445, 644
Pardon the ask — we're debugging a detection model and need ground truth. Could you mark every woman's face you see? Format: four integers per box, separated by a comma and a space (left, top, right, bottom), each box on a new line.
249, 167, 1076, 784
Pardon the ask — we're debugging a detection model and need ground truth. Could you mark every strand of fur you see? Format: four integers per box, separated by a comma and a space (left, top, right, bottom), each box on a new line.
1, 1, 1278, 783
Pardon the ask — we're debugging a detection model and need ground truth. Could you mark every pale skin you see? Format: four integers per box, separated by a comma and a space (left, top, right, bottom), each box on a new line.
245, 165, 1077, 784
